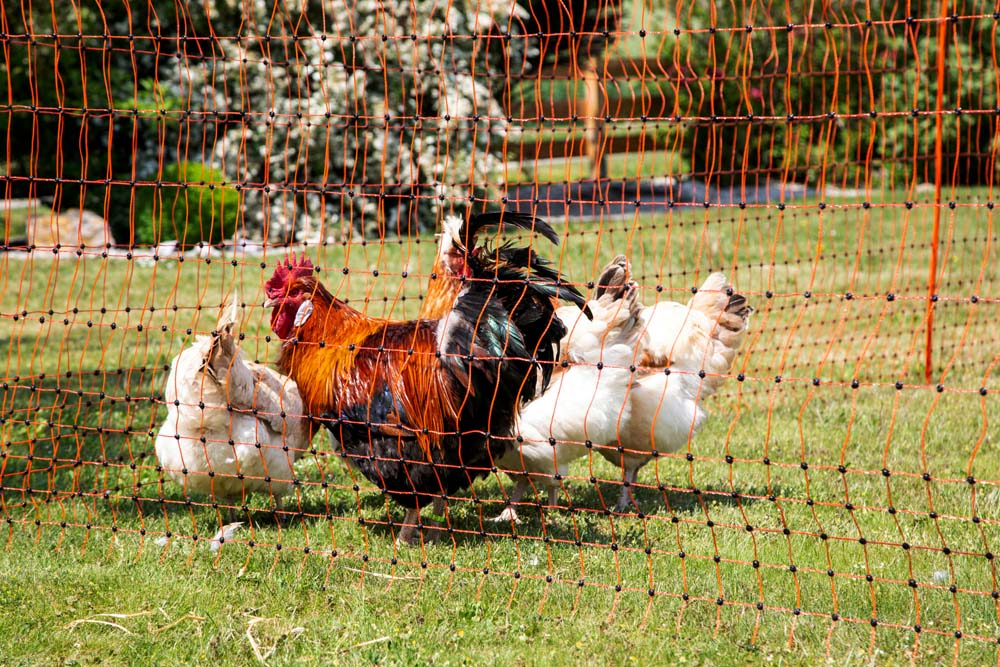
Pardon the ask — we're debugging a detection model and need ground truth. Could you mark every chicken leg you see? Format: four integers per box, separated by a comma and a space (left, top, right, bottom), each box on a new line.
492, 477, 562, 524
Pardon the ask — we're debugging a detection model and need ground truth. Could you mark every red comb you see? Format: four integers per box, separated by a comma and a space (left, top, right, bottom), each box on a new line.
265, 252, 315, 294
284, 251, 315, 276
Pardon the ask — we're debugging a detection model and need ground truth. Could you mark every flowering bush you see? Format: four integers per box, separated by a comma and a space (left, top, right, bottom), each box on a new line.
161, 0, 526, 242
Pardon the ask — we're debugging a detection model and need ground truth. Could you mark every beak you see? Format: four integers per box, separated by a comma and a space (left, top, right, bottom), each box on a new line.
263, 297, 278, 308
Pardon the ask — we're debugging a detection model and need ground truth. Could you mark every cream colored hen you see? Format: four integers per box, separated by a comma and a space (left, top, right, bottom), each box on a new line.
495, 257, 752, 520
154, 293, 311, 519
587, 256, 753, 511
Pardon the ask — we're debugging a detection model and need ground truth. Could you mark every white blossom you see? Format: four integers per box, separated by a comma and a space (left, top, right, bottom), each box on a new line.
158, 0, 528, 241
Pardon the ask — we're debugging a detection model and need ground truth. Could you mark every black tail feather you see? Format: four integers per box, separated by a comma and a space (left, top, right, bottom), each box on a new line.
492, 244, 589, 315
440, 218, 587, 405
462, 211, 561, 248
477, 245, 582, 397
493, 244, 560, 283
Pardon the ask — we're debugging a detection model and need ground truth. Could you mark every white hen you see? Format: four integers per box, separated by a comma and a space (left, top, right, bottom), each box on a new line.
591, 257, 753, 511
154, 293, 311, 518
492, 284, 645, 523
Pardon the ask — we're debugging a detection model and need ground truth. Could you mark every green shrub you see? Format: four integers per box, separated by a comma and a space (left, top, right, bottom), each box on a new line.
108, 162, 240, 247
154, 162, 240, 246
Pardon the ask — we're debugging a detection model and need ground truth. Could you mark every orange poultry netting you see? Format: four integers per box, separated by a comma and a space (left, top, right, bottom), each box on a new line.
2, 0, 1000, 659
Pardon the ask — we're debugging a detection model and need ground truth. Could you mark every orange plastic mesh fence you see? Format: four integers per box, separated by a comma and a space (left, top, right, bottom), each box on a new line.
2, 0, 1000, 658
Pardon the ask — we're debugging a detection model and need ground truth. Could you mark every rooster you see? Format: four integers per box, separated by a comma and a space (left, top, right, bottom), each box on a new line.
265, 214, 587, 544
583, 257, 753, 511
154, 293, 311, 520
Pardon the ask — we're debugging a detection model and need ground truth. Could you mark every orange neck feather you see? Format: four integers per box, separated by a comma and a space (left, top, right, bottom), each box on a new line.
276, 288, 384, 416
418, 255, 463, 320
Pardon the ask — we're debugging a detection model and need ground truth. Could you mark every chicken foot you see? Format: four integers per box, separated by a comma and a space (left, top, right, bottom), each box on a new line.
491, 478, 560, 524
395, 498, 448, 546
612, 466, 641, 514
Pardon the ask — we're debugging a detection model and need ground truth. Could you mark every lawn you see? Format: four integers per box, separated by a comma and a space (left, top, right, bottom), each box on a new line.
502, 146, 690, 186
1, 187, 999, 666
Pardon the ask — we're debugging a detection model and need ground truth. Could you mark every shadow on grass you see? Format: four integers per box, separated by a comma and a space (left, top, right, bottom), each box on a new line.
343, 477, 786, 549
1, 433, 789, 550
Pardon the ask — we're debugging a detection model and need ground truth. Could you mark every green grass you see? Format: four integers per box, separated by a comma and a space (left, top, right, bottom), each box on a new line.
1, 189, 999, 665
502, 147, 690, 185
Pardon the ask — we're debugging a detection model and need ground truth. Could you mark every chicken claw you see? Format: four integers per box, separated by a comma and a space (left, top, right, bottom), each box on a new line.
490, 506, 522, 524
